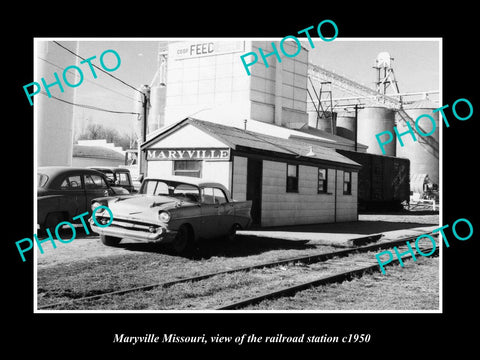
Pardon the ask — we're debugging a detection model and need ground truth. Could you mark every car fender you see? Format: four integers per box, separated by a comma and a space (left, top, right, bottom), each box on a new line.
165, 206, 203, 242
37, 195, 80, 225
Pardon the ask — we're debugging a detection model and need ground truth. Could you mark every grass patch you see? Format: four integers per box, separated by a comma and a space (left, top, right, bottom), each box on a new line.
245, 256, 439, 311
36, 237, 333, 307
55, 271, 263, 310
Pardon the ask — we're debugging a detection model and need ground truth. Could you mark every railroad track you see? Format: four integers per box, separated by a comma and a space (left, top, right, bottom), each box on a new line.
218, 242, 438, 310
38, 233, 439, 310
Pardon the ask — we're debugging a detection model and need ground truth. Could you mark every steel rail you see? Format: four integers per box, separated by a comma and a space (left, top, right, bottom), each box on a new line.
37, 233, 437, 310
217, 245, 439, 310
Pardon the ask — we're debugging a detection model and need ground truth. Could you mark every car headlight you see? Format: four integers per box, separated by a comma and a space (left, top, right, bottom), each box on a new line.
159, 211, 171, 223
92, 202, 105, 213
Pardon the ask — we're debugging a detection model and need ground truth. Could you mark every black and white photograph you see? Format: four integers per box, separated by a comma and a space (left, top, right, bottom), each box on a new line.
7, 6, 479, 355
32, 37, 442, 313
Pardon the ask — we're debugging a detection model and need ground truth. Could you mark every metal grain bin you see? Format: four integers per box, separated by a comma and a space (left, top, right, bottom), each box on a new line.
357, 106, 396, 156
395, 99, 439, 188
336, 111, 356, 141
307, 111, 337, 134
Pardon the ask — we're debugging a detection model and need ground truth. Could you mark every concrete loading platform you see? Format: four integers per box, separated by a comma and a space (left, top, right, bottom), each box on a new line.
238, 218, 440, 248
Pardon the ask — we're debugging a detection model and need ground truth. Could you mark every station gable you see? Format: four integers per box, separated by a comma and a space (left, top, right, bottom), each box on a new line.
144, 123, 229, 150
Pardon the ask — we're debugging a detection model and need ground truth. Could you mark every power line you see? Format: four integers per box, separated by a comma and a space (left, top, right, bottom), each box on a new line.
52, 41, 144, 96
37, 56, 141, 103
40, 91, 141, 115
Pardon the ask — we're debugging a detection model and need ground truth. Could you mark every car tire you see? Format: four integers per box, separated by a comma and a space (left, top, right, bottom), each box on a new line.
170, 224, 193, 254
226, 223, 242, 242
41, 212, 65, 235
100, 235, 121, 247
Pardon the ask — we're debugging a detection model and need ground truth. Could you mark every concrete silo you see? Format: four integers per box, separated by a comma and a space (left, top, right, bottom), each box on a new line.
37, 40, 78, 166
395, 99, 439, 190
147, 45, 167, 134
357, 106, 396, 156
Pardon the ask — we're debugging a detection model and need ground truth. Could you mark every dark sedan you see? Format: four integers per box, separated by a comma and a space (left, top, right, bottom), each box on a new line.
88, 166, 135, 193
37, 166, 130, 233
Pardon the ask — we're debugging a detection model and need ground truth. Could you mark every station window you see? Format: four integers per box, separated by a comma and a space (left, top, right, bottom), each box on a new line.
318, 168, 328, 193
343, 171, 352, 195
173, 160, 202, 178
286, 164, 298, 193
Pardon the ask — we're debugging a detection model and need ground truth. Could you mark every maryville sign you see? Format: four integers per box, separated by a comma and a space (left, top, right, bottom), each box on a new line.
146, 148, 231, 161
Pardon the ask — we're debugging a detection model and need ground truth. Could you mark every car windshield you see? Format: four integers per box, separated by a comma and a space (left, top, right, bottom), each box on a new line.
140, 180, 200, 202
38, 173, 48, 187
104, 173, 115, 182
93, 169, 115, 182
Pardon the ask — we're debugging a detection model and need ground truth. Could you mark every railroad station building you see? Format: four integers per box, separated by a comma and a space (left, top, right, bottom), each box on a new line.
139, 40, 364, 227
140, 118, 362, 227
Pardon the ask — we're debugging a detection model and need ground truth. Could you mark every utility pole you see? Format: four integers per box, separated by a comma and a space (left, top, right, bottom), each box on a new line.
143, 92, 148, 143
354, 104, 358, 152
334, 103, 364, 151
138, 85, 150, 177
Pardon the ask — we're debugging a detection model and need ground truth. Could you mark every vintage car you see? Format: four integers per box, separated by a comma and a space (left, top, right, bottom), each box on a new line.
37, 167, 130, 233
89, 177, 252, 254
88, 166, 135, 193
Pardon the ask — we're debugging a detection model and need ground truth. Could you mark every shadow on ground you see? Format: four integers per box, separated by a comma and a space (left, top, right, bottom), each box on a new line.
117, 235, 317, 260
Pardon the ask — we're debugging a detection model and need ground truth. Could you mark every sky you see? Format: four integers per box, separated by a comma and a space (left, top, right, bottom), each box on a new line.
72, 40, 162, 138
68, 38, 440, 141
307, 39, 440, 95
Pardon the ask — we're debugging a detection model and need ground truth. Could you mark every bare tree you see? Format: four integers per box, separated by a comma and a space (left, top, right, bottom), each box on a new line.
77, 123, 131, 150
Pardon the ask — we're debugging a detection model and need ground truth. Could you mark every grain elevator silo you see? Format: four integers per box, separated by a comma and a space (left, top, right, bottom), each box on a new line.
395, 99, 439, 191
307, 111, 337, 134
147, 45, 167, 133
335, 110, 356, 141
37, 40, 78, 166
357, 106, 396, 156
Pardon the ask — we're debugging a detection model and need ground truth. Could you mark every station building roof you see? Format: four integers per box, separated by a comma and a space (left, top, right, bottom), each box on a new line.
141, 117, 361, 169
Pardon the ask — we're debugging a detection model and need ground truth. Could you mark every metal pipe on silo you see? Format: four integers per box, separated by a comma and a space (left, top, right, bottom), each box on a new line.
148, 85, 166, 133
357, 106, 396, 156
274, 46, 283, 127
